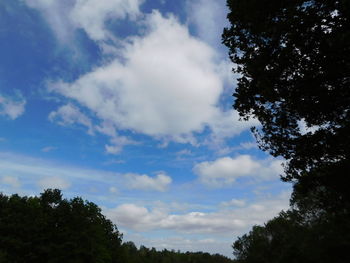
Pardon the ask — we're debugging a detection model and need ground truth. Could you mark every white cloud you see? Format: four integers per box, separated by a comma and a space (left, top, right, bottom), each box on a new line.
193, 155, 284, 187
1, 176, 21, 188
49, 11, 252, 149
49, 103, 94, 135
70, 0, 143, 41
37, 176, 71, 190
105, 191, 290, 235
25, 0, 143, 42
0, 94, 26, 120
25, 0, 253, 154
50, 12, 220, 138
125, 172, 172, 192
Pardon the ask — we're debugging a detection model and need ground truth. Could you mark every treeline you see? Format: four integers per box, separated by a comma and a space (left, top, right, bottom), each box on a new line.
119, 241, 233, 263
0, 189, 234, 263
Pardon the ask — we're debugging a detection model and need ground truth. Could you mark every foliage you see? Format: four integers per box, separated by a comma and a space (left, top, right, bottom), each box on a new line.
232, 209, 350, 263
223, 0, 350, 261
233, 211, 306, 263
223, 0, 350, 223
290, 160, 350, 213
118, 241, 234, 263
222, 0, 350, 180
0, 189, 122, 263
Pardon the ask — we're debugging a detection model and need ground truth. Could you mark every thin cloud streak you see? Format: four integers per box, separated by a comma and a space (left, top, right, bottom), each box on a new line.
0, 152, 173, 194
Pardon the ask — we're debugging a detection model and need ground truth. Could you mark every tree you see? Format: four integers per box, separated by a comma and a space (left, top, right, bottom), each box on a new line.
223, 1, 350, 261
223, 0, 350, 212
222, 0, 350, 177
117, 242, 234, 263
232, 210, 350, 263
0, 189, 122, 262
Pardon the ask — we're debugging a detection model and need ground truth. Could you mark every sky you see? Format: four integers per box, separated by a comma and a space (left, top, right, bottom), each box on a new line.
0, 0, 292, 258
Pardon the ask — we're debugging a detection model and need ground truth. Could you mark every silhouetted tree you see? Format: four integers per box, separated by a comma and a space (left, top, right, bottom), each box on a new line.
0, 189, 122, 262
223, 0, 350, 180
223, 1, 350, 261
117, 242, 234, 263
233, 209, 350, 263
223, 0, 350, 211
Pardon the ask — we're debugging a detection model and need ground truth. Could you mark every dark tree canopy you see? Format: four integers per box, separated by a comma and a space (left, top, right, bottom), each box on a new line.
232, 210, 350, 263
223, 1, 350, 261
118, 241, 234, 263
0, 189, 122, 262
222, 0, 350, 180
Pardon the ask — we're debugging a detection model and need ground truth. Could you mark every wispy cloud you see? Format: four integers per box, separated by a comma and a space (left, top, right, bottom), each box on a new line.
69, 0, 143, 41
105, 136, 139, 155
220, 199, 246, 208
0, 93, 26, 120
24, 0, 144, 42
0, 175, 21, 188
37, 176, 71, 190
49, 103, 94, 135
103, 159, 126, 165
0, 152, 172, 194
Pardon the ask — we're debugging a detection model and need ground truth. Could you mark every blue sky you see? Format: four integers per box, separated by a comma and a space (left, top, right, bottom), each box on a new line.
0, 0, 291, 257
